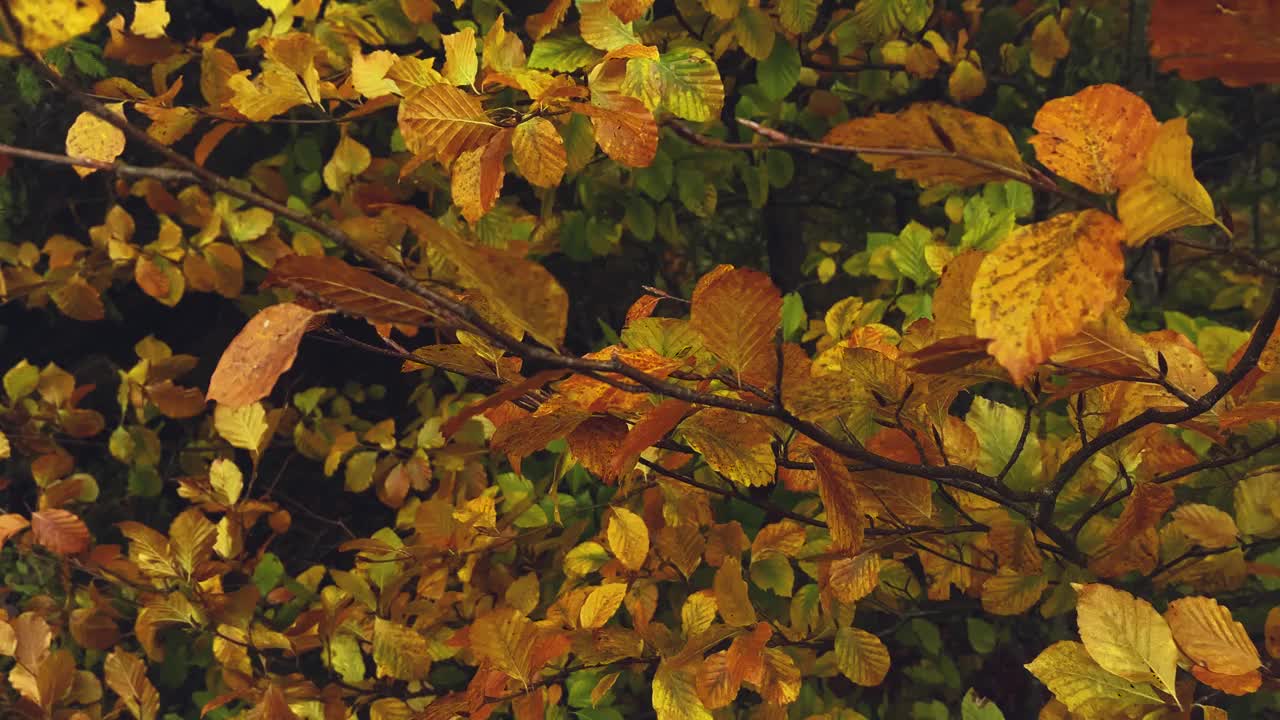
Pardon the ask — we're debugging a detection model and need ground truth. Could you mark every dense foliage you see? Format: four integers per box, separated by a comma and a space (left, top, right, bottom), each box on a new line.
2, 0, 1280, 718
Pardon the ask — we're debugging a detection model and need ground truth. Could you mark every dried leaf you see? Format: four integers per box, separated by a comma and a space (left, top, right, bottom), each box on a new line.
263, 255, 436, 327
207, 303, 319, 407
104, 650, 160, 720
811, 447, 864, 554
31, 508, 90, 555
1029, 84, 1159, 194
65, 106, 126, 178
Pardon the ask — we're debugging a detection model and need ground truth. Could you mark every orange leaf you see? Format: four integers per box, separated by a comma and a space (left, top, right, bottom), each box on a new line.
689, 266, 781, 384
811, 447, 864, 554
397, 84, 500, 167
573, 95, 657, 168
453, 128, 512, 223
263, 254, 437, 327
1164, 596, 1261, 677
971, 209, 1126, 383
31, 509, 90, 555
823, 102, 1024, 188
1029, 84, 1159, 194
206, 303, 319, 407
512, 117, 567, 188
1149, 0, 1280, 87
606, 398, 690, 482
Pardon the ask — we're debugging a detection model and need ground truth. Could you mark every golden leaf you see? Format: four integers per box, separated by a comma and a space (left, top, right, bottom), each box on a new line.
1117, 118, 1226, 247
207, 303, 319, 408
263, 254, 436, 327
512, 117, 567, 188
714, 557, 756, 627
323, 133, 372, 193
442, 27, 478, 86
372, 618, 431, 681
1170, 504, 1239, 549
1074, 583, 1179, 696
823, 103, 1024, 188
1164, 596, 1261, 676
824, 552, 880, 604
0, 0, 105, 57
213, 402, 269, 455
689, 266, 781, 383
607, 507, 650, 571
352, 50, 401, 99
168, 508, 215, 578
65, 106, 126, 178
580, 583, 628, 629
757, 647, 801, 704
1233, 471, 1280, 538
695, 651, 738, 708
1029, 15, 1069, 78
971, 209, 1126, 384
130, 1, 169, 38
810, 447, 864, 554
980, 573, 1047, 615
653, 661, 713, 720
397, 83, 499, 167
452, 128, 511, 222
1025, 641, 1163, 718
834, 627, 889, 686
578, 1, 638, 50
104, 650, 160, 720
678, 409, 775, 488
51, 276, 105, 321
1029, 84, 1159, 194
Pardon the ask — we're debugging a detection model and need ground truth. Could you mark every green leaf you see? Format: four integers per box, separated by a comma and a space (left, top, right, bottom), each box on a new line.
623, 48, 726, 122
676, 167, 717, 217
967, 397, 1043, 492
749, 553, 794, 597
634, 149, 674, 200
966, 618, 996, 654
910, 619, 942, 656
961, 689, 1006, 720
327, 633, 366, 684
961, 195, 1016, 251
778, 0, 820, 33
766, 150, 794, 187
345, 451, 379, 492
252, 553, 286, 594
892, 221, 935, 285
3, 360, 39, 401
733, 7, 775, 59
781, 292, 807, 341
625, 196, 656, 242
757, 37, 800, 101
528, 33, 603, 71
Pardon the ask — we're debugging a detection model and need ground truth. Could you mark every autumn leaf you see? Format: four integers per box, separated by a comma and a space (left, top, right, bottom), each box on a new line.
30, 509, 90, 555
689, 266, 781, 383
1171, 504, 1239, 549
573, 94, 657, 168
824, 103, 1026, 188
834, 627, 890, 686
1074, 583, 1179, 697
104, 650, 160, 720
372, 618, 431, 681
810, 447, 864, 554
980, 573, 1047, 615
578, 1, 638, 51
0, 0, 105, 57
580, 583, 628, 628
714, 556, 756, 626
442, 27, 479, 86
678, 409, 776, 487
206, 303, 319, 407
1026, 641, 1163, 717
512, 117, 567, 188
323, 133, 372, 193
1148, 0, 1280, 87
263, 254, 437, 328
1117, 118, 1226, 247
131, 0, 169, 38
1029, 84, 1159, 194
1164, 596, 1261, 677
654, 661, 713, 720
65, 105, 126, 177
607, 507, 649, 570
453, 128, 512, 222
970, 209, 1126, 383
621, 48, 725, 122
397, 83, 500, 167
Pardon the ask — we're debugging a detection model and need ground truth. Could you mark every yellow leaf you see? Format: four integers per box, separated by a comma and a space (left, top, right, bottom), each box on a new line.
442, 27, 478, 86
579, 1, 638, 50
228, 37, 323, 122
1025, 641, 1164, 718
1171, 504, 1239, 549
452, 129, 511, 222
681, 591, 717, 636
607, 507, 649, 570
1117, 118, 1226, 247
323, 133, 372, 193
810, 448, 864, 554
1164, 596, 1261, 676
713, 557, 756, 627
579, 583, 628, 629
104, 650, 160, 720
168, 508, 215, 577
470, 607, 560, 685
689, 266, 781, 383
971, 209, 1126, 384
1233, 471, 1280, 538
824, 552, 880, 604
65, 106, 126, 178
980, 572, 1047, 615
1029, 84, 1159, 194
373, 618, 431, 681
678, 409, 775, 488
512, 117, 567, 188
397, 83, 499, 166
824, 103, 1024, 188
352, 50, 401, 98
1074, 583, 1179, 697
621, 48, 725, 123
130, 0, 169, 38
948, 58, 986, 102
834, 627, 889, 686
0, 0, 105, 57
1029, 15, 1069, 78
209, 458, 243, 506
653, 661, 713, 720
0, 430, 9, 460
213, 402, 269, 456
757, 647, 801, 704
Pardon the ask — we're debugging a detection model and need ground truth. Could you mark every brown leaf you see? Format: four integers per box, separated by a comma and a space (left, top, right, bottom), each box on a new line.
104, 649, 160, 720
453, 128, 512, 222
263, 254, 438, 327
824, 102, 1024, 188
1164, 596, 1261, 676
1149, 0, 1280, 87
397, 84, 499, 166
607, 398, 690, 482
512, 117, 567, 188
811, 447, 864, 554
31, 508, 90, 555
573, 94, 657, 168
206, 303, 319, 407
689, 266, 781, 384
